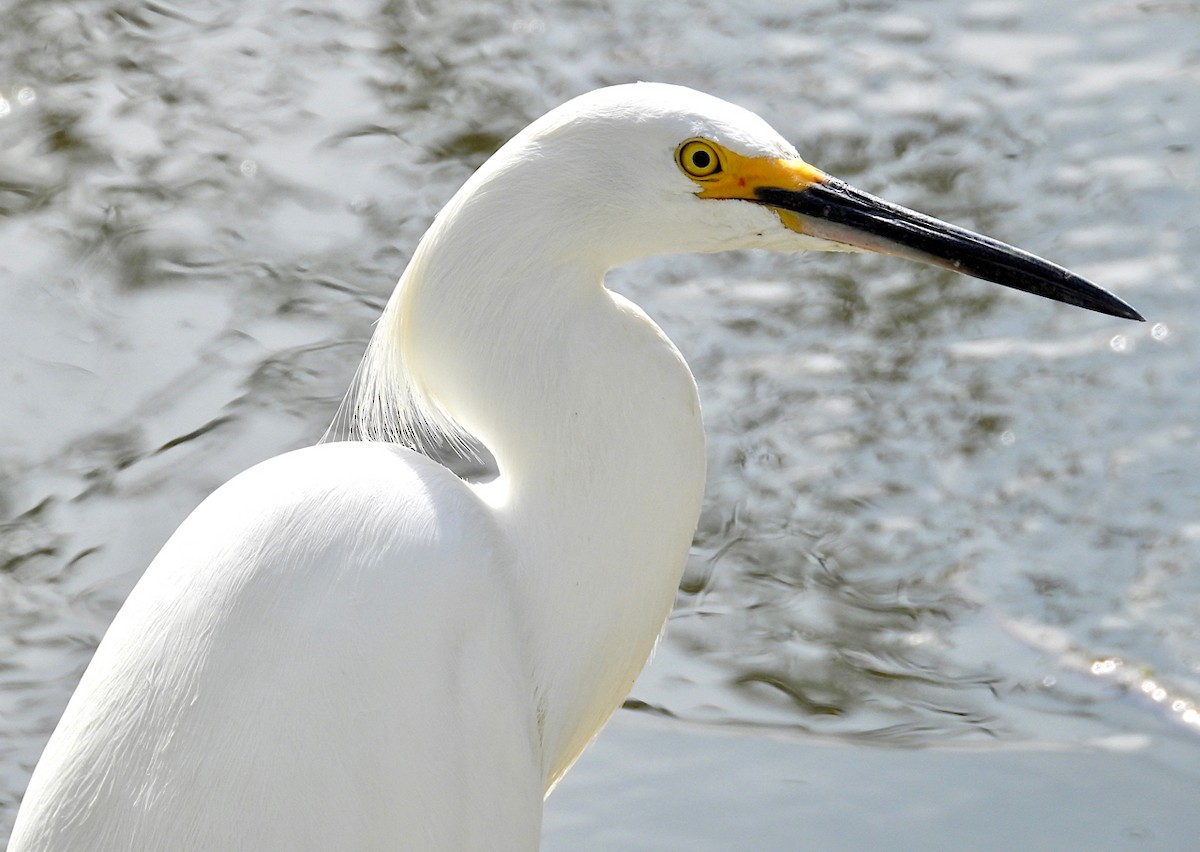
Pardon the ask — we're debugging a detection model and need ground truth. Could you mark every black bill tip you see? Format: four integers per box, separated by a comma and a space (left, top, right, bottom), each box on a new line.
755, 180, 1144, 323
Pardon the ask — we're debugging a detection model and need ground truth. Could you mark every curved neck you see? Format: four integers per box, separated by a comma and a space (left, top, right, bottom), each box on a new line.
395, 210, 707, 786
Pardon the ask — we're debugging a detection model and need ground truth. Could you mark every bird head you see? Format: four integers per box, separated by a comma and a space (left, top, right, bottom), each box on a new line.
462, 82, 1140, 321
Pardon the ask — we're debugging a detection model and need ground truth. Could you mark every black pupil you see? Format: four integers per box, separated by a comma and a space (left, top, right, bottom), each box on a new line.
691, 149, 711, 170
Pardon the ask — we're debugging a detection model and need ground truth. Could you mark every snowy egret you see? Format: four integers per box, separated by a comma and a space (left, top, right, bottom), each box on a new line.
10, 83, 1141, 851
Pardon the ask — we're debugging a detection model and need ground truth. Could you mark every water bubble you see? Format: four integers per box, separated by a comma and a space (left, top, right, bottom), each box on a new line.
239, 159, 258, 178
1041, 675, 1057, 688
1109, 334, 1128, 353
0, 97, 10, 118
511, 18, 545, 35
16, 86, 35, 106
999, 430, 1015, 446
1151, 323, 1169, 341
904, 631, 932, 647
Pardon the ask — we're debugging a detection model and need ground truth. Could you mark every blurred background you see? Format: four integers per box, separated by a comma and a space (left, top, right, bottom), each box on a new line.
1, 0, 1197, 848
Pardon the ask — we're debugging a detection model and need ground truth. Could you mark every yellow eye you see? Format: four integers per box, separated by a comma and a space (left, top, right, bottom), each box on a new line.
676, 139, 722, 178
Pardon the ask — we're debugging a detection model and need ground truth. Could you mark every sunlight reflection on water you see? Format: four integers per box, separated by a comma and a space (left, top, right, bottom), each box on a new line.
1, 0, 1199, 847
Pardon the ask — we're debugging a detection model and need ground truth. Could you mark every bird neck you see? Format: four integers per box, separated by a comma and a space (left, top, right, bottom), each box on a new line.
384, 214, 707, 788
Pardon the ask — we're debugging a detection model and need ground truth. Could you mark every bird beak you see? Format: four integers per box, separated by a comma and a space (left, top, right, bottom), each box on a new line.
700, 153, 1144, 322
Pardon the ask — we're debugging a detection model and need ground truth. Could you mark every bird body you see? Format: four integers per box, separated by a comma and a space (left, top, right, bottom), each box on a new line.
12, 250, 705, 850
14, 443, 540, 849
9, 83, 1140, 851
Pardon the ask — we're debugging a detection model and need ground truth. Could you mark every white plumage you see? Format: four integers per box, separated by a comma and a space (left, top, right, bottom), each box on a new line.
9, 83, 1139, 851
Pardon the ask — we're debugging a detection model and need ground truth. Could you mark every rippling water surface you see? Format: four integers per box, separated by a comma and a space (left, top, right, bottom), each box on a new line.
1, 1, 1198, 848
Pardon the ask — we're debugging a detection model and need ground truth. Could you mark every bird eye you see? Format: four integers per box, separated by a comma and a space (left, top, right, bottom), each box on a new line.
676, 139, 722, 178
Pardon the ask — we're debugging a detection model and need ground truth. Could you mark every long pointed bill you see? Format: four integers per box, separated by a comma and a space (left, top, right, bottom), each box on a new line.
698, 151, 1144, 322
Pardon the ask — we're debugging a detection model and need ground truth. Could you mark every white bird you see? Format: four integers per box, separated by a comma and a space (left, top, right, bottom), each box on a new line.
9, 83, 1141, 851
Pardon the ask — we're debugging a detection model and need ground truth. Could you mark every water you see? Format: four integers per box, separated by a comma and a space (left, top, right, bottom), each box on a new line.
2, 0, 1198, 847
